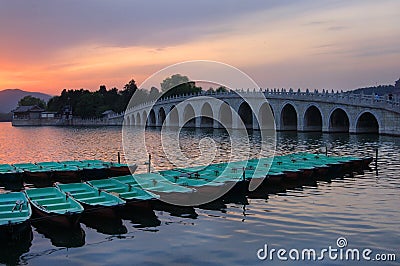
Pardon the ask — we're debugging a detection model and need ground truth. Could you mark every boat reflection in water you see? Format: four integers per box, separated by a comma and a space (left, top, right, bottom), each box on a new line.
31, 221, 85, 248
153, 201, 198, 219
81, 214, 128, 235
0, 224, 32, 265
117, 207, 161, 229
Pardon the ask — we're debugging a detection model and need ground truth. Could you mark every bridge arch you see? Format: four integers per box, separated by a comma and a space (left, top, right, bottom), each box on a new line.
142, 110, 148, 126
136, 112, 141, 126
158, 107, 166, 126
355, 111, 379, 134
303, 105, 323, 132
238, 101, 253, 129
200, 102, 214, 128
280, 103, 298, 131
169, 105, 179, 127
183, 104, 196, 127
258, 102, 275, 130
147, 109, 156, 127
130, 114, 135, 126
218, 102, 232, 128
329, 108, 350, 132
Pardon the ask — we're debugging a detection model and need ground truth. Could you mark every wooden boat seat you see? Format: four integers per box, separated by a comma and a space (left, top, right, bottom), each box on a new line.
66, 189, 88, 194
98, 184, 118, 190
35, 197, 65, 205
43, 202, 71, 210
106, 187, 125, 193
0, 202, 24, 207
78, 196, 106, 203
0, 210, 29, 218
0, 204, 27, 211
29, 194, 60, 200
73, 191, 96, 198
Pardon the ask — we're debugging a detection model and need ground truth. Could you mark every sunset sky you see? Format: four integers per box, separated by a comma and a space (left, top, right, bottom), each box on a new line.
0, 0, 399, 95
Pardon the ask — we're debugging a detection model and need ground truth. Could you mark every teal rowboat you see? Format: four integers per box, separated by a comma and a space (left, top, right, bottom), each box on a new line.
113, 174, 194, 193
0, 192, 32, 226
25, 187, 84, 227
0, 164, 23, 183
0, 192, 32, 239
88, 178, 159, 202
56, 183, 125, 217
108, 163, 136, 177
88, 178, 158, 209
14, 163, 50, 181
37, 162, 81, 181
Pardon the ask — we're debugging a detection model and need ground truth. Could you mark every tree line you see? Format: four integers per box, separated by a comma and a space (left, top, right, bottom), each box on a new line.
17, 74, 228, 119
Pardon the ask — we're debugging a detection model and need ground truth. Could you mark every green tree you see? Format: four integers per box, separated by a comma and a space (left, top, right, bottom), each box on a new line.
216, 86, 228, 93
18, 95, 46, 109
160, 74, 190, 92
148, 86, 161, 101
160, 74, 202, 98
206, 87, 215, 93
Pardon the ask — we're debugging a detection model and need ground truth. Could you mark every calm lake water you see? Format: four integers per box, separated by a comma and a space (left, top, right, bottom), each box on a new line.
0, 122, 399, 265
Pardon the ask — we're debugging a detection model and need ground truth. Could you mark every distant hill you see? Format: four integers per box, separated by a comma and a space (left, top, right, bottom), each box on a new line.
347, 78, 400, 96
0, 89, 52, 113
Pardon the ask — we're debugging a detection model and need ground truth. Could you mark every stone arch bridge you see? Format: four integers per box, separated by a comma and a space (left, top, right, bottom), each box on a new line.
109, 89, 400, 136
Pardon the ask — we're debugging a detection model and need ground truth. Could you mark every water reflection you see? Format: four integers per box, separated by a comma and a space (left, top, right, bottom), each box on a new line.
153, 202, 198, 219
118, 208, 161, 229
0, 123, 399, 265
0, 224, 32, 265
32, 221, 85, 248
81, 215, 127, 236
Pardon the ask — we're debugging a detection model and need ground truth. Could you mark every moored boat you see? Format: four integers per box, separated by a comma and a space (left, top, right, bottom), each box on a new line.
56, 182, 125, 217
0, 192, 32, 239
113, 174, 195, 205
14, 163, 50, 182
88, 178, 158, 209
0, 164, 23, 183
108, 163, 137, 177
37, 162, 81, 182
24, 187, 84, 227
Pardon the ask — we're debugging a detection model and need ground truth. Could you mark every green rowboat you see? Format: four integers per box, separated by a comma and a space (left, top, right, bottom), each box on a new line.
0, 192, 32, 227
24, 187, 84, 227
88, 178, 159, 202
57, 182, 125, 208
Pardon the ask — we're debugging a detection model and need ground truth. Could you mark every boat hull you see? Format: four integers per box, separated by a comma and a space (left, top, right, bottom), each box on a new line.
31, 206, 81, 228
51, 170, 81, 183
0, 172, 22, 183
109, 166, 131, 177
82, 168, 109, 180
283, 170, 301, 181
80, 202, 120, 219
267, 174, 284, 184
24, 171, 50, 183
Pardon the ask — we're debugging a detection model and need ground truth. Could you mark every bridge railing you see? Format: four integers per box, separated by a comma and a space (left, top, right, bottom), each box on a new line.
116, 88, 400, 118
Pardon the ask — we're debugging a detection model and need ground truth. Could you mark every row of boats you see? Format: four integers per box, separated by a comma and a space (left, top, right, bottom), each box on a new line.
0, 152, 373, 239
0, 160, 135, 183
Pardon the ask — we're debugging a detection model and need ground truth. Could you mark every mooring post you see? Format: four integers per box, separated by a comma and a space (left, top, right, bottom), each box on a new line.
117, 152, 121, 164
375, 148, 378, 170
325, 146, 328, 156
148, 154, 152, 173
242, 167, 245, 181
